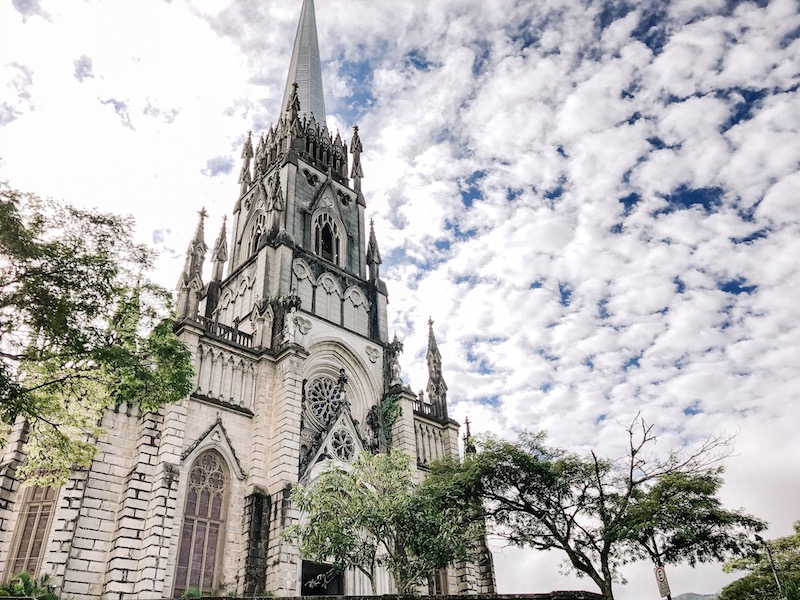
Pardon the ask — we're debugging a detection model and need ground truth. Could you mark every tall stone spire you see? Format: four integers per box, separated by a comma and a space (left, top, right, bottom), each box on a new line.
426, 318, 448, 418
281, 0, 326, 123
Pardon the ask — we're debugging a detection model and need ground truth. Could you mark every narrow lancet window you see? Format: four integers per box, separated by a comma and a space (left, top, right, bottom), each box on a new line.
314, 213, 341, 266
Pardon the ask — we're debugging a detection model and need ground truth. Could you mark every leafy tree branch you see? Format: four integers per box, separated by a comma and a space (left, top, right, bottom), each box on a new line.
286, 449, 477, 594
0, 182, 193, 486
426, 417, 764, 600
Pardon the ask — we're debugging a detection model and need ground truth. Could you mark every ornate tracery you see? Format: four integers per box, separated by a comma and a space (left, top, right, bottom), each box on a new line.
313, 213, 341, 265
306, 374, 344, 428
173, 450, 229, 597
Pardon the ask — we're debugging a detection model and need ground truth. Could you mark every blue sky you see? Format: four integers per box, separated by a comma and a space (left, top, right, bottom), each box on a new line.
2, 0, 799, 597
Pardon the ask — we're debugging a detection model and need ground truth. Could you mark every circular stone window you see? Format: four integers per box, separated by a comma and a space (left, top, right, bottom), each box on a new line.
330, 429, 355, 462
307, 376, 341, 426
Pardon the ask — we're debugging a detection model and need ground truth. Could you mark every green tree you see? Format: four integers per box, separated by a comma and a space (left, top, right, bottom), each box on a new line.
719, 523, 800, 600
427, 418, 764, 600
285, 449, 476, 594
0, 182, 193, 486
0, 572, 59, 599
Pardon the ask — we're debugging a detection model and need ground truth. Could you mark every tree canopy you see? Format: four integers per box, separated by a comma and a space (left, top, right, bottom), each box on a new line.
0, 182, 193, 486
426, 418, 764, 600
286, 449, 478, 594
719, 522, 800, 600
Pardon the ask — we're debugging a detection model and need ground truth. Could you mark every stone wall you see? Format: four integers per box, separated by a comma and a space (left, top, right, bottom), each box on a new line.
161, 593, 604, 600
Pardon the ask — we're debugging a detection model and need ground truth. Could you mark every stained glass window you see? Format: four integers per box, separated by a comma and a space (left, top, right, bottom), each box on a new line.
330, 429, 355, 462
173, 450, 228, 597
306, 376, 342, 427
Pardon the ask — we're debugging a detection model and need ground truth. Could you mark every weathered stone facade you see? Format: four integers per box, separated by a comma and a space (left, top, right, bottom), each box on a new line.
0, 0, 496, 597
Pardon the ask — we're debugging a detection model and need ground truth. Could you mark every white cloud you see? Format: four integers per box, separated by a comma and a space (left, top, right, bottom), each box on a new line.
1, 0, 799, 598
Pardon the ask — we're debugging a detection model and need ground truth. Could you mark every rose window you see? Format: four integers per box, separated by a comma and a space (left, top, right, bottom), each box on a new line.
307, 376, 342, 426
330, 429, 355, 462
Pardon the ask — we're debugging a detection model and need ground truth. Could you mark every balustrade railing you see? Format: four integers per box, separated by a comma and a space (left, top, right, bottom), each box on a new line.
412, 399, 447, 421
194, 315, 254, 348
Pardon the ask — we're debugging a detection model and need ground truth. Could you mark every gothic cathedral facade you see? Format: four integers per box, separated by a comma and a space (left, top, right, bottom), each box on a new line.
0, 0, 495, 596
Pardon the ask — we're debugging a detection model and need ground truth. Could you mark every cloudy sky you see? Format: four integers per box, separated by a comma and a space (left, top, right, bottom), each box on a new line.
2, 0, 799, 596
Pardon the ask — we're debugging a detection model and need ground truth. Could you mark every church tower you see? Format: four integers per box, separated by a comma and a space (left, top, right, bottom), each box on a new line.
0, 1, 494, 597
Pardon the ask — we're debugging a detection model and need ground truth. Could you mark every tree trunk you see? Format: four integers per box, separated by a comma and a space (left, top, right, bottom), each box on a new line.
600, 578, 615, 600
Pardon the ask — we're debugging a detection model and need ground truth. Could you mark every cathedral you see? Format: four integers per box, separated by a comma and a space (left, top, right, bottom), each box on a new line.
0, 0, 495, 597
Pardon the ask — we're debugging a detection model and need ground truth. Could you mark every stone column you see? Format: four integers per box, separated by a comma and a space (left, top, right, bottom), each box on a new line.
263, 346, 307, 595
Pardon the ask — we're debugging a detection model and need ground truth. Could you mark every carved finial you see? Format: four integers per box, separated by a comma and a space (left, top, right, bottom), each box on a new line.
191, 207, 208, 246
287, 82, 301, 117
463, 417, 476, 455
350, 124, 364, 192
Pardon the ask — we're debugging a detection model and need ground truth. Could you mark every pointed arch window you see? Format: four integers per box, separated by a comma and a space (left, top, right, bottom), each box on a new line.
9, 485, 58, 576
173, 450, 229, 597
248, 214, 266, 256
314, 214, 341, 265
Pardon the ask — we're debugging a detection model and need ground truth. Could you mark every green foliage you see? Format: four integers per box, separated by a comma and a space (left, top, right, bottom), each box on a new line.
719, 522, 800, 600
426, 418, 764, 600
0, 182, 194, 486
285, 449, 476, 595
0, 572, 60, 600
380, 392, 402, 447
179, 587, 201, 599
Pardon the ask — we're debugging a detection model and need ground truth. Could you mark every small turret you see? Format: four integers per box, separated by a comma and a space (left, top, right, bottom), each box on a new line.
176, 208, 208, 320
202, 216, 228, 320
365, 219, 389, 342
426, 318, 448, 419
211, 216, 228, 283
239, 131, 253, 196
182, 208, 207, 283
366, 219, 382, 282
